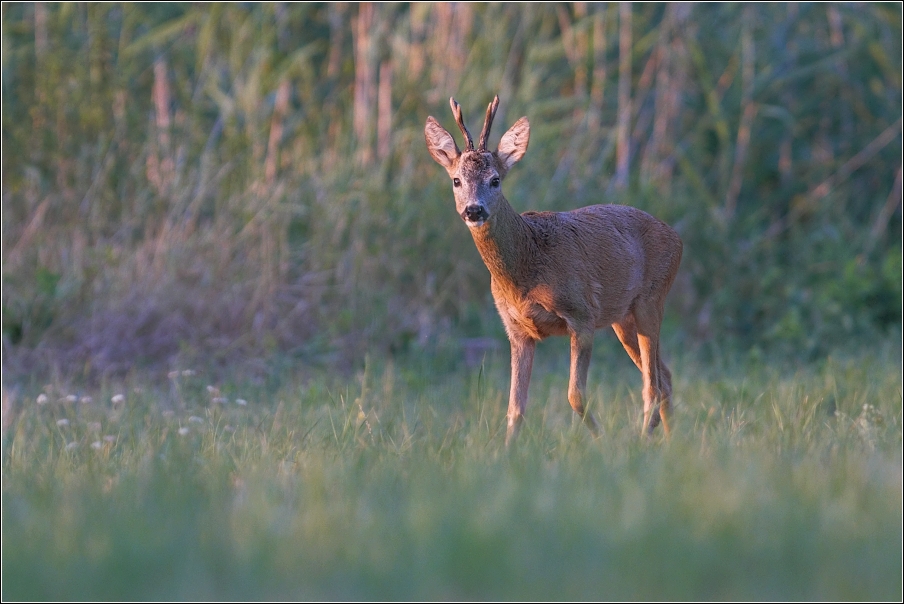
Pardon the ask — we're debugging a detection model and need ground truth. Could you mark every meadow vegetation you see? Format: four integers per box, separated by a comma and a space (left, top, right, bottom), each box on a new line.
3, 344, 902, 600
2, 3, 902, 600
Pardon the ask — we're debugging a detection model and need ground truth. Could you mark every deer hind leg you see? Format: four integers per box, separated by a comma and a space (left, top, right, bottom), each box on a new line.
612, 314, 659, 434
568, 330, 600, 436
506, 336, 536, 446
631, 303, 671, 438
613, 314, 643, 371
657, 357, 673, 435
614, 316, 659, 432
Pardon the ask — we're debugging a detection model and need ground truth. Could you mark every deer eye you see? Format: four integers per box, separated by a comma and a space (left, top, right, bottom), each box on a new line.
490, 177, 500, 188
453, 178, 461, 187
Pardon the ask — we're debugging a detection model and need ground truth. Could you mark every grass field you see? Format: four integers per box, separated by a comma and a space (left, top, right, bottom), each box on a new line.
2, 343, 902, 600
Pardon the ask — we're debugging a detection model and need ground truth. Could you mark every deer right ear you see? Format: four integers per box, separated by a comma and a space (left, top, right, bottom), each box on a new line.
425, 117, 461, 172
496, 117, 530, 172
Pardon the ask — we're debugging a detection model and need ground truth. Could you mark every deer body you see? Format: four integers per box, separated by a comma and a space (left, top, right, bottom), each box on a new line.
426, 97, 682, 444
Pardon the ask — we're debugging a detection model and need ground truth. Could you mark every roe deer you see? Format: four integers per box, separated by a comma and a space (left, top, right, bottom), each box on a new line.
425, 96, 683, 445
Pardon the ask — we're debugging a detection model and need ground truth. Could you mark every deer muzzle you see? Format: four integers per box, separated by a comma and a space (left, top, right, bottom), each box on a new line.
462, 204, 489, 226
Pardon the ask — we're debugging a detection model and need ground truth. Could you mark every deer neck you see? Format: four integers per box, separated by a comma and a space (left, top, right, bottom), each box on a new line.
469, 197, 533, 288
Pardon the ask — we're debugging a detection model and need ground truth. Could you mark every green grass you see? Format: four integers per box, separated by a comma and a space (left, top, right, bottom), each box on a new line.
2, 348, 902, 600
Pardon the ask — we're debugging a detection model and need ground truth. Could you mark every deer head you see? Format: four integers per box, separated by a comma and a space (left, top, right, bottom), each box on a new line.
425, 96, 530, 228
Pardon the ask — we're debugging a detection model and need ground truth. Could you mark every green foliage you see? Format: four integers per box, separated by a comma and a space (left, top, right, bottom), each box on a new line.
1, 3, 901, 374
2, 351, 902, 599
2, 267, 61, 345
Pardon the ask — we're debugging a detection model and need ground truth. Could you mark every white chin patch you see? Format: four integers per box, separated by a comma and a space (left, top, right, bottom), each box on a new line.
465, 218, 487, 228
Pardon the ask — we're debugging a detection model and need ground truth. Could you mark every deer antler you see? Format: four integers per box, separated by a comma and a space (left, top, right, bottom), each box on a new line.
450, 97, 474, 151
478, 95, 500, 151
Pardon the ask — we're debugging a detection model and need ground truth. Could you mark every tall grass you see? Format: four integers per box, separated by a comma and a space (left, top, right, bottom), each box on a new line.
3, 348, 901, 600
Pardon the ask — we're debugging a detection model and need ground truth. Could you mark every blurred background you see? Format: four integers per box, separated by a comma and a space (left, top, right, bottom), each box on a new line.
2, 2, 901, 379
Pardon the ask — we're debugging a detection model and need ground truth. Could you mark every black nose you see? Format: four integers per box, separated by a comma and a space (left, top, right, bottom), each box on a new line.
462, 205, 488, 222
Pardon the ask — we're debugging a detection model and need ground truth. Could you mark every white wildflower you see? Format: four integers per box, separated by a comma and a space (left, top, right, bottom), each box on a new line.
64, 395, 78, 403
36, 394, 48, 405
188, 416, 204, 423
80, 396, 93, 404
65, 442, 79, 451
56, 419, 70, 427
90, 441, 103, 450
111, 394, 125, 405
178, 427, 190, 436
235, 399, 248, 406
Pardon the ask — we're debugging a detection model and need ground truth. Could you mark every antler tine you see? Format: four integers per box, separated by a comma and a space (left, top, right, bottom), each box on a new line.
449, 97, 474, 151
478, 95, 500, 151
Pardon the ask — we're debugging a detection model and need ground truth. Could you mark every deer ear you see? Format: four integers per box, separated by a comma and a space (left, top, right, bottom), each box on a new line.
425, 117, 460, 171
496, 117, 530, 171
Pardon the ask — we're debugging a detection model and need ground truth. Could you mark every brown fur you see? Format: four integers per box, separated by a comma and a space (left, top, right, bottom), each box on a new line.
426, 97, 682, 444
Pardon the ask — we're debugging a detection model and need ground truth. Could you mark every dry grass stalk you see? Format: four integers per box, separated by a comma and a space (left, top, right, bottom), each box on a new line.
614, 2, 632, 190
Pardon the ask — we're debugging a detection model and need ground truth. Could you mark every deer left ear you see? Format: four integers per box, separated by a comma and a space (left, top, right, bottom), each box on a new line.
496, 117, 530, 172
425, 117, 461, 172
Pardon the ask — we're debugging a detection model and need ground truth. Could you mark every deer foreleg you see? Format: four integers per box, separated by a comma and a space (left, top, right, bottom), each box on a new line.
568, 331, 600, 436
506, 336, 535, 446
